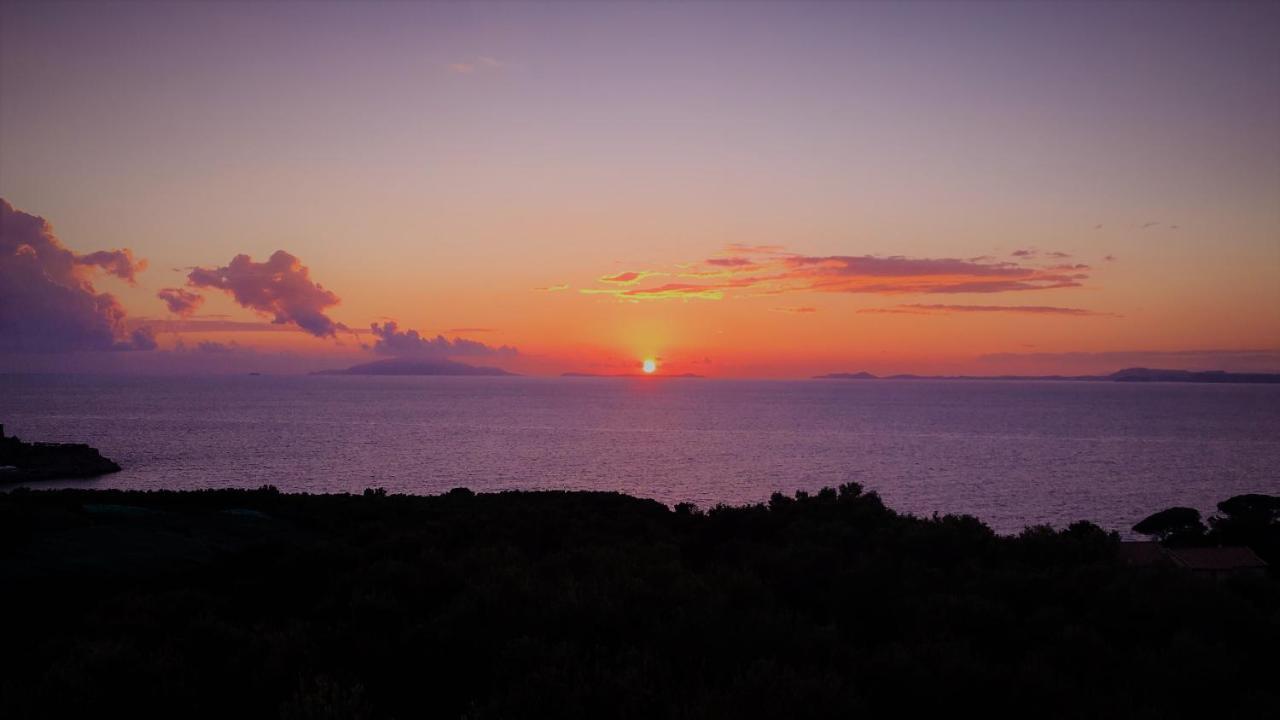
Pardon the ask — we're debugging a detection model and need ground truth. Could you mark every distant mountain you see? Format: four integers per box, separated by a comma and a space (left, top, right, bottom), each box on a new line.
315, 359, 517, 376
814, 372, 877, 380
1108, 367, 1280, 383
813, 367, 1280, 384
562, 372, 705, 378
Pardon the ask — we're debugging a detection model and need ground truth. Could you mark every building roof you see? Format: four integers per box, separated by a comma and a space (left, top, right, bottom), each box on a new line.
1118, 542, 1171, 567
1167, 546, 1268, 571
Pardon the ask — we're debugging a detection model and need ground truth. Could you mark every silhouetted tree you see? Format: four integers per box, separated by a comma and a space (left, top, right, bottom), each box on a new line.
1209, 493, 1280, 565
1133, 506, 1207, 545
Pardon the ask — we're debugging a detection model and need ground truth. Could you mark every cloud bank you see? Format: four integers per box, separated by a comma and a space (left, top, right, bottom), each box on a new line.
368, 321, 517, 359
0, 197, 154, 352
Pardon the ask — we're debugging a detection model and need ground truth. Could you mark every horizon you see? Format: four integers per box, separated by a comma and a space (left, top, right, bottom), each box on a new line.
3, 1, 1278, 377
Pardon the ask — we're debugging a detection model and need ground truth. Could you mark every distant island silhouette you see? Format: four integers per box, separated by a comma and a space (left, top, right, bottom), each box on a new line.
315, 358, 517, 376
815, 367, 1280, 383
562, 372, 705, 378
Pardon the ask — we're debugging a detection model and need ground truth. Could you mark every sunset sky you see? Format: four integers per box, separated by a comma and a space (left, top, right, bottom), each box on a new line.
2, 1, 1277, 377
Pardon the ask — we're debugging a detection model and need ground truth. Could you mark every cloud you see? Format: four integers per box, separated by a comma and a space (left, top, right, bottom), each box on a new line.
1010, 248, 1070, 260
157, 287, 205, 316
582, 282, 726, 301
599, 271, 664, 285
705, 257, 759, 268
195, 340, 235, 354
1104, 255, 1117, 262
368, 321, 517, 359
448, 56, 504, 74
772, 306, 817, 314
0, 197, 154, 352
779, 255, 1087, 294
186, 250, 345, 337
127, 317, 301, 334
860, 304, 1116, 317
444, 327, 496, 334
724, 243, 790, 255
76, 249, 147, 283
581, 246, 1093, 302
535, 284, 569, 292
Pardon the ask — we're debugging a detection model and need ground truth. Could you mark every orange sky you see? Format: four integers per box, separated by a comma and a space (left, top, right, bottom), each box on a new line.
1, 3, 1277, 377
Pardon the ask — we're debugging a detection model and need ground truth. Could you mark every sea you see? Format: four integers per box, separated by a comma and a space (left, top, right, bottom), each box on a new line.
2, 373, 1278, 535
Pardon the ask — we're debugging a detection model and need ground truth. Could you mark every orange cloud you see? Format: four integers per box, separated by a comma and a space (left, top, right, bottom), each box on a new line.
859, 304, 1116, 317
582, 282, 725, 301
599, 270, 664, 285
579, 245, 1093, 301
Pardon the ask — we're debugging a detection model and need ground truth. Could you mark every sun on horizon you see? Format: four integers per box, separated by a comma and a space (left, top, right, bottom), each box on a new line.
642, 359, 657, 374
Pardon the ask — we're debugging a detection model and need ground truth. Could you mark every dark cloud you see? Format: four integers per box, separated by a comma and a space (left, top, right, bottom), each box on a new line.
1011, 249, 1036, 258
186, 250, 345, 337
0, 197, 153, 352
368, 321, 517, 359
195, 340, 235, 354
129, 317, 300, 334
157, 287, 205, 316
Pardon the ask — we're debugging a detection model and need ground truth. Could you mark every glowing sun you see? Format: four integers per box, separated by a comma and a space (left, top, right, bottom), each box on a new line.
642, 358, 657, 374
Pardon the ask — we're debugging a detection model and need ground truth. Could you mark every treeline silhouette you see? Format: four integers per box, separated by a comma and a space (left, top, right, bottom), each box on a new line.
1, 485, 1277, 719
1132, 494, 1280, 561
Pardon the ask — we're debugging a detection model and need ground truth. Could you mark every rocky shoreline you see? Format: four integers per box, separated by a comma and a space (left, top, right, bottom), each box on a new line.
0, 424, 120, 483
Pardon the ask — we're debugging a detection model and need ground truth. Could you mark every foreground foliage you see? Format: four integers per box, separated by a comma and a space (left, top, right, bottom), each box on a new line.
1, 485, 1277, 719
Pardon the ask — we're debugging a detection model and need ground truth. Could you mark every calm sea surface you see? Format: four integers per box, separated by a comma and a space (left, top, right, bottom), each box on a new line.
2, 374, 1278, 534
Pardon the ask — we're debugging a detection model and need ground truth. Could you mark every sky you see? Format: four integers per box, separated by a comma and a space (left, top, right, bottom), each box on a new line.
2, 1, 1278, 377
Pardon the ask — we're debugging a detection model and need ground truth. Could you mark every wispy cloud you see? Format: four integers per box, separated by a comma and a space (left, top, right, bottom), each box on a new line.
448, 56, 504, 74
535, 283, 570, 292
582, 283, 725, 301
580, 244, 1096, 302
860, 304, 1117, 317
598, 270, 665, 285
772, 306, 818, 314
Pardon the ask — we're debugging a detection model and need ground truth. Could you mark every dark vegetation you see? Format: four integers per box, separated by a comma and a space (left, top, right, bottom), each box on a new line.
1133, 494, 1280, 562
2, 485, 1278, 719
